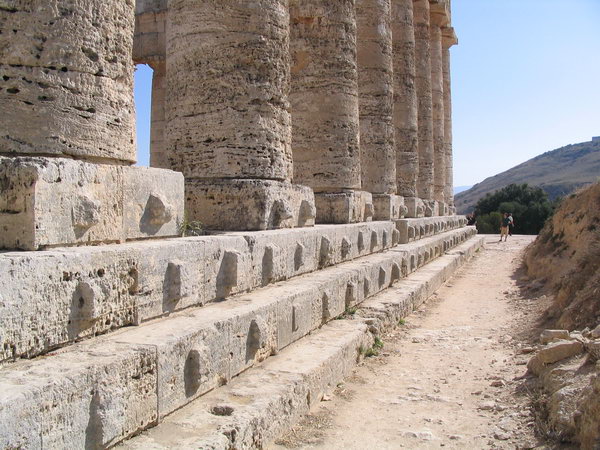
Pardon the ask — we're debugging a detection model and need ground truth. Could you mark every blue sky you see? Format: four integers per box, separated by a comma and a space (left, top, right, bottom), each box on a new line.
134, 0, 600, 187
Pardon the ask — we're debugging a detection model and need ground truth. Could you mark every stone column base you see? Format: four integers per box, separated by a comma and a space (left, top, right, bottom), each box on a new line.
314, 191, 373, 224
0, 156, 185, 251
372, 194, 407, 220
404, 197, 426, 218
186, 179, 316, 231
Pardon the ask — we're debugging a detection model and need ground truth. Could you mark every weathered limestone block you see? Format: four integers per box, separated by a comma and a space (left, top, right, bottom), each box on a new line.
166, 0, 292, 181
392, 0, 419, 199
289, 1, 362, 193
0, 221, 400, 363
186, 179, 315, 231
0, 226, 477, 448
430, 2, 448, 209
395, 216, 466, 244
314, 191, 374, 224
413, 0, 435, 201
373, 194, 408, 220
123, 165, 184, 239
404, 196, 426, 218
357, 0, 396, 195
0, 157, 184, 250
0, 342, 157, 449
0, 0, 136, 162
540, 329, 571, 345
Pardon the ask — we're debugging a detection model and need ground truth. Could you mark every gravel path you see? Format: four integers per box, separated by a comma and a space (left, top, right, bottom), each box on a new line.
271, 235, 548, 449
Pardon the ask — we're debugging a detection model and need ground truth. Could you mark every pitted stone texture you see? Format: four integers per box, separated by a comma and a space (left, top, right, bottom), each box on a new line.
0, 222, 398, 363
373, 194, 407, 220
357, 0, 396, 195
392, 0, 419, 198
404, 196, 426, 218
185, 179, 315, 231
414, 0, 435, 201
0, 227, 477, 448
315, 191, 374, 224
166, 0, 293, 180
117, 321, 372, 450
0, 0, 136, 163
0, 157, 183, 250
395, 215, 467, 244
290, 0, 361, 192
442, 27, 457, 211
0, 342, 157, 449
123, 165, 184, 239
430, 13, 447, 206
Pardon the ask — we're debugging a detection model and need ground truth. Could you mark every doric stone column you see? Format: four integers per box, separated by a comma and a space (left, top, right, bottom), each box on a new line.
430, 2, 449, 215
392, 0, 424, 218
357, 0, 405, 220
443, 26, 458, 214
166, 0, 315, 230
290, 0, 373, 224
0, 0, 184, 250
413, 0, 435, 215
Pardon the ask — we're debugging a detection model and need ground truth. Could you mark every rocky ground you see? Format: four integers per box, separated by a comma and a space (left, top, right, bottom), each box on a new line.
269, 234, 565, 449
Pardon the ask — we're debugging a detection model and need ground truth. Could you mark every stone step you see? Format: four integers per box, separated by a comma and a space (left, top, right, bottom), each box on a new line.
116, 235, 485, 449
1, 217, 464, 363
0, 226, 476, 449
395, 216, 468, 244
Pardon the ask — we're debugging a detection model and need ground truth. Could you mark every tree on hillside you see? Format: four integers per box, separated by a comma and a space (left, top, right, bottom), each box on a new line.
473, 184, 555, 235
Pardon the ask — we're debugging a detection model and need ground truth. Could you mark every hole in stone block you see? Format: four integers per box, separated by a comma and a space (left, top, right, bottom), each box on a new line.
345, 282, 356, 309
410, 255, 415, 271
357, 231, 365, 252
245, 319, 261, 363
292, 306, 299, 332
321, 293, 330, 323
363, 278, 370, 298
370, 231, 378, 251
184, 348, 202, 397
294, 243, 304, 271
319, 237, 332, 268
261, 245, 275, 286
378, 267, 386, 288
128, 267, 139, 295
382, 231, 388, 247
210, 405, 234, 416
391, 263, 400, 283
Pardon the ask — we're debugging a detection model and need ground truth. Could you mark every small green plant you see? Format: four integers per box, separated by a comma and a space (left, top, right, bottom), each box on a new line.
373, 337, 384, 350
358, 345, 366, 355
398, 318, 406, 326
179, 214, 203, 237
345, 306, 358, 315
364, 347, 379, 357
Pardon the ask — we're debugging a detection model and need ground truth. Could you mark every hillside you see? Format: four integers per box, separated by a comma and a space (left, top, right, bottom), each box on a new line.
455, 139, 600, 214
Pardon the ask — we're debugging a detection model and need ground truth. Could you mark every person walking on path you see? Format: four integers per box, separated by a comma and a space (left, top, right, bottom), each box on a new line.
500, 212, 511, 242
508, 213, 515, 236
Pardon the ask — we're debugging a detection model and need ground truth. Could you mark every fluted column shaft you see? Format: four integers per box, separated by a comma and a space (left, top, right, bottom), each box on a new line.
413, 0, 434, 201
357, 0, 396, 195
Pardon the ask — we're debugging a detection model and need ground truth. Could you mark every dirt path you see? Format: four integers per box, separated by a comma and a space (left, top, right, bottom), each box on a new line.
271, 235, 549, 450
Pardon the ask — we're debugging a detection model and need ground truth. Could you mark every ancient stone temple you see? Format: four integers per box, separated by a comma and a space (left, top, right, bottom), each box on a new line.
0, 1, 470, 449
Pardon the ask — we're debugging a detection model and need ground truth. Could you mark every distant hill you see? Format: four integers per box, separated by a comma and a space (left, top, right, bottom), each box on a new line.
453, 185, 472, 195
455, 139, 600, 214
